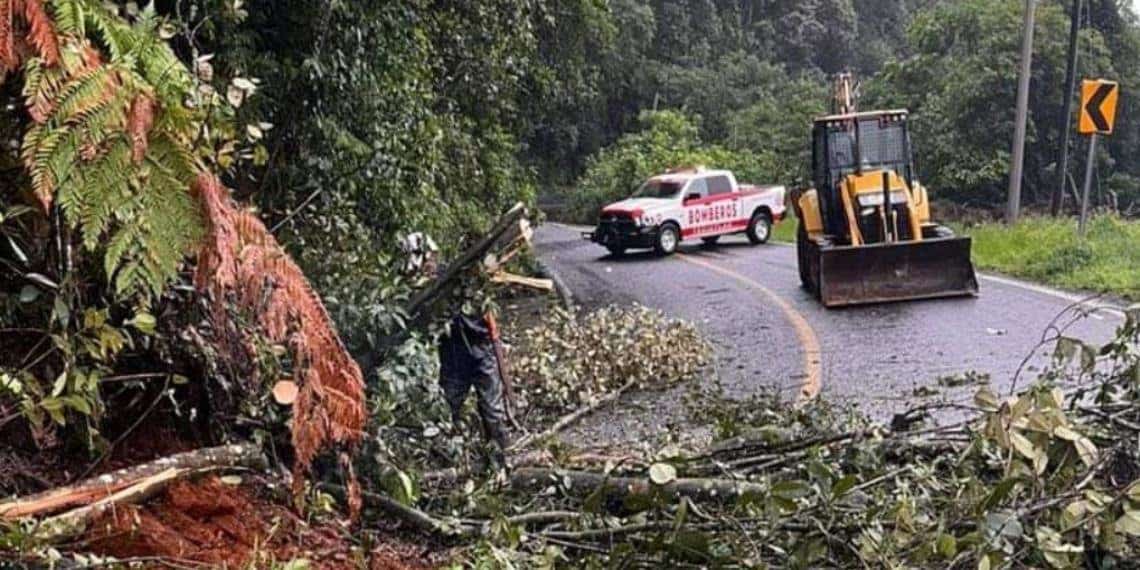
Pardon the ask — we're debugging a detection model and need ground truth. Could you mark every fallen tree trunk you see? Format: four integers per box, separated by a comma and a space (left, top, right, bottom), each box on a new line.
0, 443, 264, 520
36, 468, 187, 542
511, 468, 768, 504
329, 483, 581, 538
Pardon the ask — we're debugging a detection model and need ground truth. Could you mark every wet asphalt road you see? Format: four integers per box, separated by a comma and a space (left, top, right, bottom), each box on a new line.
535, 223, 1123, 423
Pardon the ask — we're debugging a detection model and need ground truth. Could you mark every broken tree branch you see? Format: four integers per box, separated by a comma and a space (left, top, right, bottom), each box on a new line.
358, 487, 468, 537
339, 485, 581, 538
489, 271, 554, 291
422, 381, 640, 486
0, 443, 264, 520
509, 378, 637, 453
511, 468, 768, 504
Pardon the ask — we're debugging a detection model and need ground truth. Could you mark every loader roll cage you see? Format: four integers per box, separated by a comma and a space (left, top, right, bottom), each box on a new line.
811, 110, 915, 240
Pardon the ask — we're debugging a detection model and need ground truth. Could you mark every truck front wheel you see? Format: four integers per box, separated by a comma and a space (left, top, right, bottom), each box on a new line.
655, 223, 680, 256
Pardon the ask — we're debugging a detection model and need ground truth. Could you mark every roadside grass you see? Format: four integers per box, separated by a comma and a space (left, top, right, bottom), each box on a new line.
957, 215, 1140, 300
772, 210, 798, 243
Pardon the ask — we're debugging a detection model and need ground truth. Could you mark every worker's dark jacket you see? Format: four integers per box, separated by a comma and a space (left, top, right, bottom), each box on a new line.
438, 314, 508, 450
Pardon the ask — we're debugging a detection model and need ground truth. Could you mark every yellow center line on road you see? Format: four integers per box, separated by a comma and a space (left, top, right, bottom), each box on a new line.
677, 253, 822, 403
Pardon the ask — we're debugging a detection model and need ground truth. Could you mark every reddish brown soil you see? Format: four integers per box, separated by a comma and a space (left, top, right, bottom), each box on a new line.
81, 476, 440, 569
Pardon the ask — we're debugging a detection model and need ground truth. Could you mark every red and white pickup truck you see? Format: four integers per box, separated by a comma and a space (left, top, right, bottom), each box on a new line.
585, 168, 786, 256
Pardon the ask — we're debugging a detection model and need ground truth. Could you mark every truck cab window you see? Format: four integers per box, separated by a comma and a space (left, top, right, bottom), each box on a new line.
708, 175, 732, 195
685, 178, 709, 201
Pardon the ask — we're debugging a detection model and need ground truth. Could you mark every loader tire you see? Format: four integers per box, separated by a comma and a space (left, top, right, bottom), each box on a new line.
746, 211, 772, 244
796, 226, 813, 292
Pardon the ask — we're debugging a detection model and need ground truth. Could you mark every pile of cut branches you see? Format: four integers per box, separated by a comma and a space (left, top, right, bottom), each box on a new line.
511, 304, 710, 414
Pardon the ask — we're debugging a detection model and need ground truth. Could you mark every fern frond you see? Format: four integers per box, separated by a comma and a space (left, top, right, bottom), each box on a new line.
48, 63, 116, 125
45, 127, 79, 190
47, 0, 83, 37
144, 132, 197, 184
72, 87, 128, 146
22, 57, 64, 122
137, 40, 191, 96
55, 36, 97, 74
72, 140, 129, 243
193, 174, 365, 500
104, 218, 140, 293
21, 125, 62, 208
126, 93, 152, 163
80, 1, 126, 61
0, 0, 17, 74
22, 0, 60, 66
98, 156, 199, 297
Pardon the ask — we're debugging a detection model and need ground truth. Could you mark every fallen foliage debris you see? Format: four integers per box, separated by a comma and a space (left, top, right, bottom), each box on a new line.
370, 304, 1140, 568
194, 174, 366, 503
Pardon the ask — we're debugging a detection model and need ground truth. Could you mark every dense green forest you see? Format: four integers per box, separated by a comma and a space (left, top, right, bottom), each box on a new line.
73, 0, 1132, 309
160, 0, 1140, 240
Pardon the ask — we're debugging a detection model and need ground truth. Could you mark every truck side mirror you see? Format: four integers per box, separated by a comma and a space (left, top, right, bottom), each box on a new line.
684, 193, 702, 204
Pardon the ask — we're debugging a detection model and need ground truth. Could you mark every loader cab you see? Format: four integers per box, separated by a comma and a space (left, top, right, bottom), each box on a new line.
811, 111, 915, 241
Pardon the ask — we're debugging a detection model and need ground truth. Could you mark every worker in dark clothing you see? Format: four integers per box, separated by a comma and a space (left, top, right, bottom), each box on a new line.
438, 312, 510, 463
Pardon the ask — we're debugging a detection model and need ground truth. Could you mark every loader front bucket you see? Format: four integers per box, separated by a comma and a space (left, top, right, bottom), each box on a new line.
817, 237, 978, 308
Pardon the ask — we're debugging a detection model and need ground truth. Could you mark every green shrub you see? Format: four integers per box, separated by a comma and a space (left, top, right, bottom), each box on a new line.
962, 215, 1140, 299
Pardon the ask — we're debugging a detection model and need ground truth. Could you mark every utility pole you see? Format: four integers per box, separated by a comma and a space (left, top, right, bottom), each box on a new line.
1079, 134, 1098, 236
1007, 0, 1037, 225
1052, 0, 1083, 216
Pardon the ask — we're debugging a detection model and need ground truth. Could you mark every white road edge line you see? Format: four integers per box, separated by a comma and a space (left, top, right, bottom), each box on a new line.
978, 273, 1125, 320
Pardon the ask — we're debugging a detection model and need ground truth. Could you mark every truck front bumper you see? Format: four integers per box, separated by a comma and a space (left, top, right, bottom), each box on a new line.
583, 221, 658, 249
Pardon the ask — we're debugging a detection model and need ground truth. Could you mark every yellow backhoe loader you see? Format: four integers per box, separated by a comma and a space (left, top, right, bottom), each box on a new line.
793, 75, 978, 307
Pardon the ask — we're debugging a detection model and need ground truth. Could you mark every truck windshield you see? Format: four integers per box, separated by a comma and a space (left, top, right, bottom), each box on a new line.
634, 180, 683, 199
